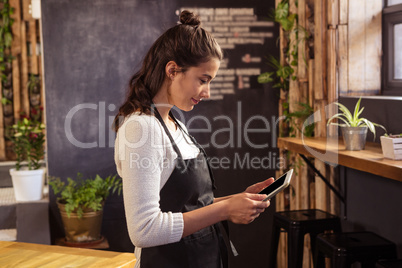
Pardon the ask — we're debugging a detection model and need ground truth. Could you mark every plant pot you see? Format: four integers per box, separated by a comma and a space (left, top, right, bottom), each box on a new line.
10, 168, 45, 201
57, 202, 103, 243
341, 126, 368, 151
380, 136, 402, 160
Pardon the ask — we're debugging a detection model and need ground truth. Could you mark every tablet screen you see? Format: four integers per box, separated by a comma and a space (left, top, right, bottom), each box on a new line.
259, 173, 286, 196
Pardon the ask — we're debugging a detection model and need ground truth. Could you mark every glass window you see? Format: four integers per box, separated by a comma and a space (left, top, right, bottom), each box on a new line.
388, 0, 402, 6
394, 23, 402, 79
382, 4, 402, 95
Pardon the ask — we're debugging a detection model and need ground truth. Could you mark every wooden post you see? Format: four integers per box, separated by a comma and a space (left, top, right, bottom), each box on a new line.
314, 0, 326, 101
28, 20, 39, 75
0, 82, 5, 160
20, 18, 30, 114
338, 25, 348, 96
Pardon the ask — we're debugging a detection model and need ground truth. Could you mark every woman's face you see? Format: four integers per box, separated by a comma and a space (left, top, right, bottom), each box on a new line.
168, 58, 220, 111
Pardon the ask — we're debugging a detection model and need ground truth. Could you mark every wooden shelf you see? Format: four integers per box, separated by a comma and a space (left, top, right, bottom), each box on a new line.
278, 137, 402, 182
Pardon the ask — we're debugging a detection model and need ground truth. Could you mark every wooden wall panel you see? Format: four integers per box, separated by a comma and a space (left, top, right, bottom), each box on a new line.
338, 25, 348, 95
347, 0, 365, 93
1, 0, 43, 160
364, 1, 382, 93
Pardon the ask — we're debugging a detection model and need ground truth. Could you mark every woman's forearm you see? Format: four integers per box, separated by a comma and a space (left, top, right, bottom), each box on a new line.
182, 200, 228, 237
213, 195, 233, 203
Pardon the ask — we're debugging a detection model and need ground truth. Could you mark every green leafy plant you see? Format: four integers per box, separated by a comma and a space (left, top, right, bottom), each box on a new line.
258, 55, 294, 90
0, 0, 15, 87
283, 101, 315, 137
384, 133, 402, 138
49, 173, 122, 218
6, 107, 45, 170
327, 97, 386, 139
270, 0, 296, 32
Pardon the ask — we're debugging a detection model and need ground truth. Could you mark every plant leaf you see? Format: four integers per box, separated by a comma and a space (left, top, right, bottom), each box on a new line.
257, 72, 274, 84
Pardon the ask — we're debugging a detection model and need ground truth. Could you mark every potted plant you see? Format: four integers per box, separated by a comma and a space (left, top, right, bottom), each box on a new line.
7, 108, 46, 201
327, 97, 386, 151
49, 173, 122, 246
380, 134, 402, 160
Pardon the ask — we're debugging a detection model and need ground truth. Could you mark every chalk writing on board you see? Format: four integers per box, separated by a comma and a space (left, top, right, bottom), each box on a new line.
178, 7, 274, 100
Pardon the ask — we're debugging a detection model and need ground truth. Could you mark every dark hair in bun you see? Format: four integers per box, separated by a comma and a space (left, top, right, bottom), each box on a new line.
114, 10, 222, 131
179, 10, 201, 27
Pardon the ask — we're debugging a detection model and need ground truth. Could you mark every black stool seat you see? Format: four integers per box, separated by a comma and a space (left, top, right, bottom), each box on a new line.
376, 259, 402, 268
270, 209, 341, 268
315, 232, 397, 268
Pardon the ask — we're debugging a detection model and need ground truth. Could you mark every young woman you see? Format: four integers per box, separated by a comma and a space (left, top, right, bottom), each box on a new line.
114, 10, 274, 268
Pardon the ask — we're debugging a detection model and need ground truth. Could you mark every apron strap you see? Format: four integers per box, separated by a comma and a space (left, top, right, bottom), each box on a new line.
169, 111, 217, 190
151, 105, 185, 165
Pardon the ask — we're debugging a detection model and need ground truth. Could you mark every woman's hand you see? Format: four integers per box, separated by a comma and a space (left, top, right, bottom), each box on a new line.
224, 192, 271, 224
245, 177, 275, 194
222, 178, 275, 224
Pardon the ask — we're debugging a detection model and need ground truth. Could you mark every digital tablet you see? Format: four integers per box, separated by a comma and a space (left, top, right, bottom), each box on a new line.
259, 169, 293, 201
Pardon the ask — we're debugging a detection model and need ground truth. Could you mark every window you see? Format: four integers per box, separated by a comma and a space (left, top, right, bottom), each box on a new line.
382, 2, 402, 95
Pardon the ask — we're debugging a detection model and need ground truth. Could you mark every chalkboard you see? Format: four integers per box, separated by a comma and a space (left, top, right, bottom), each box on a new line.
42, 0, 279, 265
42, 0, 178, 251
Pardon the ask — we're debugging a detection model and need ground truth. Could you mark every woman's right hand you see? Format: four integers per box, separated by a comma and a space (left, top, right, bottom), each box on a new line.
224, 192, 270, 224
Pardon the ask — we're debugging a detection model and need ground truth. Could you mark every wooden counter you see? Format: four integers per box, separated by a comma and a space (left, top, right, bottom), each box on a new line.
0, 241, 136, 267
278, 137, 402, 182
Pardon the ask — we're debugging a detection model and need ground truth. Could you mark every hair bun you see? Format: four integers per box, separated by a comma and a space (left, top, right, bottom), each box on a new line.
179, 10, 201, 27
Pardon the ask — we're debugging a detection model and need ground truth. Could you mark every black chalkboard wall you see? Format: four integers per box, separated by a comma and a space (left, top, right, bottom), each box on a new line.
42, 0, 279, 266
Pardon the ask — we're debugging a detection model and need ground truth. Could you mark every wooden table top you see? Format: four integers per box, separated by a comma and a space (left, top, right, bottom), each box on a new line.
0, 241, 136, 268
277, 137, 402, 182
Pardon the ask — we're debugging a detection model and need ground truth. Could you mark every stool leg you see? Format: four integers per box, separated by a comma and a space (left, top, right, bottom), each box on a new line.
361, 260, 376, 268
288, 228, 305, 268
333, 254, 348, 268
269, 225, 281, 268
310, 232, 319, 263
314, 244, 325, 268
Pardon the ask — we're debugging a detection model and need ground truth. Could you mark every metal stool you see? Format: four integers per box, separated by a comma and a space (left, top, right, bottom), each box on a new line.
270, 209, 342, 268
376, 259, 402, 268
315, 232, 397, 268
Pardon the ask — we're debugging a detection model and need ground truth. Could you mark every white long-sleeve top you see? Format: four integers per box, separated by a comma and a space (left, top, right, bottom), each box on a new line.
114, 112, 200, 266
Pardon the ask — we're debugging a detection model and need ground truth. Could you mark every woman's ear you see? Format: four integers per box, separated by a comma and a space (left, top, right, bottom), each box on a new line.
165, 61, 179, 80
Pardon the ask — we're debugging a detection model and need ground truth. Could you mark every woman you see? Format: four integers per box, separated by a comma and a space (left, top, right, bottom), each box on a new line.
114, 10, 274, 268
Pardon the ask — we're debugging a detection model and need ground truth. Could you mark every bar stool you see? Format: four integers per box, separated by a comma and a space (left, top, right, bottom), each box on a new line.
376, 259, 402, 268
270, 209, 342, 268
314, 232, 397, 268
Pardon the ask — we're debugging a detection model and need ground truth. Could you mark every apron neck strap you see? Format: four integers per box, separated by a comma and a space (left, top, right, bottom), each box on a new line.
151, 105, 184, 160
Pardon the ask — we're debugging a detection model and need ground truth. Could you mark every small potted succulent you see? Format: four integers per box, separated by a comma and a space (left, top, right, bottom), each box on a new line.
7, 107, 46, 201
380, 134, 402, 160
327, 97, 386, 151
49, 173, 122, 245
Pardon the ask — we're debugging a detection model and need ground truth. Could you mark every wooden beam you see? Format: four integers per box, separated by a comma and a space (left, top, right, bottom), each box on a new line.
12, 57, 21, 120
338, 25, 348, 96
364, 0, 382, 94
339, 0, 348, 25
0, 82, 5, 160
314, 0, 326, 100
10, 0, 21, 56
28, 20, 39, 75
348, 0, 365, 94
298, 0, 308, 80
327, 0, 339, 27
20, 17, 29, 114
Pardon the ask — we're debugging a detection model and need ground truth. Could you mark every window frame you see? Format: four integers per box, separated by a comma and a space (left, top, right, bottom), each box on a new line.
382, 3, 402, 96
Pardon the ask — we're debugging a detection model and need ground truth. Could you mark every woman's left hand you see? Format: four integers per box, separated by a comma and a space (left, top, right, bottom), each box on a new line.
244, 178, 275, 194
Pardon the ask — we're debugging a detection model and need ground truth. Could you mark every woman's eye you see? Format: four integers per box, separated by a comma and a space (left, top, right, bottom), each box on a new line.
200, 79, 208, 84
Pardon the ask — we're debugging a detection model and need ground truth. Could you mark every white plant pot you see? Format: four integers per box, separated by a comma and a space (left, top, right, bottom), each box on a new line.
380, 136, 402, 160
10, 168, 45, 202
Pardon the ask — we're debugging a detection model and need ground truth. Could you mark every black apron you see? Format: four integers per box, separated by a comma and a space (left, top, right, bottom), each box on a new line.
140, 108, 228, 268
